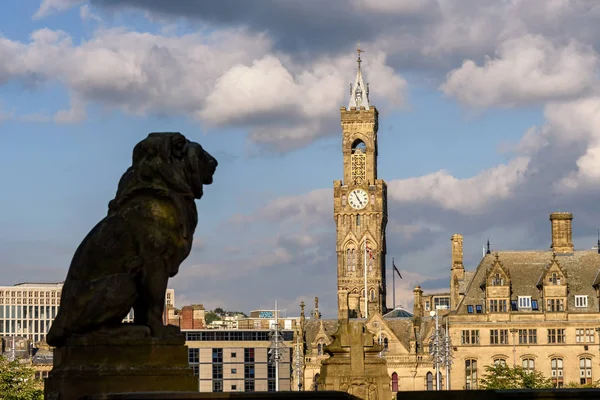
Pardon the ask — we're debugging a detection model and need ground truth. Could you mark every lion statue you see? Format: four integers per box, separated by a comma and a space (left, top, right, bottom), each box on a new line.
46, 132, 217, 347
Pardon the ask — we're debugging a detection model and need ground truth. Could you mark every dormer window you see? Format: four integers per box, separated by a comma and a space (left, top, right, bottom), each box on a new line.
518, 296, 532, 309
549, 273, 560, 285
492, 273, 503, 286
575, 295, 588, 308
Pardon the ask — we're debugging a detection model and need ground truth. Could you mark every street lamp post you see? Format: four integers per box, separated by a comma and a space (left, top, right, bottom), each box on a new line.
430, 310, 440, 390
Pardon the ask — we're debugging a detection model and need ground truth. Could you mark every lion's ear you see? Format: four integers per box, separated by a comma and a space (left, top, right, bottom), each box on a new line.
171, 135, 187, 159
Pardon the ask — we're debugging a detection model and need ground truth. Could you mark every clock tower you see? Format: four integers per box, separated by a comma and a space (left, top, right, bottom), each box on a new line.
334, 48, 388, 319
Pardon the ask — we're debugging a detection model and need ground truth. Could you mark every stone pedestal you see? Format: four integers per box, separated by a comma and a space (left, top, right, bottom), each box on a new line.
319, 319, 391, 400
44, 333, 197, 400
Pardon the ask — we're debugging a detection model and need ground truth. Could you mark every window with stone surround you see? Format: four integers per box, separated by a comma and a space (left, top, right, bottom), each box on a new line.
465, 359, 478, 390
522, 358, 535, 372
580, 358, 592, 385
489, 299, 507, 312
490, 329, 509, 345
551, 358, 564, 387
546, 299, 565, 312
518, 296, 531, 309
576, 328, 595, 343
575, 295, 588, 308
461, 330, 480, 345
518, 329, 537, 344
547, 328, 566, 344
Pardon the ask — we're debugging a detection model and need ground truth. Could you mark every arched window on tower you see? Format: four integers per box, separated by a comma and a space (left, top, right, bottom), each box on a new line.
369, 288, 376, 301
391, 372, 398, 392
351, 140, 367, 185
426, 372, 433, 390
368, 253, 374, 273
346, 246, 357, 274
383, 337, 389, 350
317, 343, 323, 356
356, 215, 361, 226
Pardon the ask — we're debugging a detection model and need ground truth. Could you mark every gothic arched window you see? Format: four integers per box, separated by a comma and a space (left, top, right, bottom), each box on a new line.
391, 372, 398, 392
317, 343, 322, 356
426, 372, 433, 391
369, 288, 376, 301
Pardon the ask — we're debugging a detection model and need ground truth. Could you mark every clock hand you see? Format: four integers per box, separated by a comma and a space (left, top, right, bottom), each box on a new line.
354, 192, 361, 204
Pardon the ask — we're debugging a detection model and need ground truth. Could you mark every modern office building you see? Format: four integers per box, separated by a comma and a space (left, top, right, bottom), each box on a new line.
0, 282, 175, 344
184, 329, 294, 392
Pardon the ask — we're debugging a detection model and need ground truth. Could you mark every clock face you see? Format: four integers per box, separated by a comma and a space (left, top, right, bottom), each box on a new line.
348, 189, 368, 210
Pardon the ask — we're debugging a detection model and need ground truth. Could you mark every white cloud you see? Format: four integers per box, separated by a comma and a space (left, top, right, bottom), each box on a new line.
0, 26, 406, 151
34, 0, 85, 19
387, 157, 530, 214
441, 35, 599, 108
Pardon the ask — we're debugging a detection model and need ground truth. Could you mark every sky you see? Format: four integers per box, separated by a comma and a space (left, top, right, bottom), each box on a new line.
2, 0, 600, 318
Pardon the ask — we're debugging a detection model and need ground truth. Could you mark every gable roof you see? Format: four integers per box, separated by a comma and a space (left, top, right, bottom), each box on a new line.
457, 250, 600, 314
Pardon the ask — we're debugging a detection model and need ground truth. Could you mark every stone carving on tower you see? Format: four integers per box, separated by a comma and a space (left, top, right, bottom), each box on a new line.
334, 47, 388, 318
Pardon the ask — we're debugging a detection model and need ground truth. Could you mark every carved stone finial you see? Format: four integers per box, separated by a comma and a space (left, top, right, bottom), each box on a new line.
46, 133, 218, 347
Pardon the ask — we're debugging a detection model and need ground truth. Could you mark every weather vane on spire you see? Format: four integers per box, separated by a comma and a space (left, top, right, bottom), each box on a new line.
357, 42, 364, 66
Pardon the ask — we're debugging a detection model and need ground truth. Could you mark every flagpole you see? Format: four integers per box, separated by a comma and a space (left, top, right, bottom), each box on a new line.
392, 257, 396, 310
364, 242, 368, 320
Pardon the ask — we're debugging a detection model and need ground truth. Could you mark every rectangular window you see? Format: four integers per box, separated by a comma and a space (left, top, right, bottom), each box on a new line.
531, 300, 539, 310
548, 328, 566, 344
188, 348, 199, 364
212, 364, 223, 379
231, 385, 237, 391
467, 305, 474, 314
244, 348, 254, 363
268, 380, 276, 392
500, 329, 509, 344
511, 300, 518, 311
490, 330, 499, 345
547, 299, 565, 312
244, 380, 254, 392
475, 305, 483, 314
212, 348, 223, 363
575, 295, 588, 308
461, 330, 480, 345
576, 328, 595, 343
425, 301, 430, 311
489, 300, 498, 313
518, 296, 531, 309
231, 352, 237, 358
212, 380, 223, 392
529, 329, 537, 344
268, 364, 276, 379
434, 297, 450, 309
244, 365, 255, 379
518, 329, 527, 344
231, 368, 237, 374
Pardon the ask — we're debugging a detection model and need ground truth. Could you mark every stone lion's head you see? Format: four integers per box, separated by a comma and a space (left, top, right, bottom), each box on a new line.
110, 133, 217, 208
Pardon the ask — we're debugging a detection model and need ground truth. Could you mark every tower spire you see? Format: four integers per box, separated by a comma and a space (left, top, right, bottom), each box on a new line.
348, 43, 370, 110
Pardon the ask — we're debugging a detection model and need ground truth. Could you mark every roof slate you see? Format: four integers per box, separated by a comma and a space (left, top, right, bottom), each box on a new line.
457, 250, 600, 314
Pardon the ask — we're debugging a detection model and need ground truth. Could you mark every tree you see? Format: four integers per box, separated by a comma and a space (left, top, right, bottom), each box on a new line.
205, 311, 222, 325
479, 364, 553, 390
0, 356, 43, 400
213, 307, 224, 315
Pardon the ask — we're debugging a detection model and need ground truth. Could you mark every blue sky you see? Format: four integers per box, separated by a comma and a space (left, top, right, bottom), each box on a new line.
2, 0, 600, 317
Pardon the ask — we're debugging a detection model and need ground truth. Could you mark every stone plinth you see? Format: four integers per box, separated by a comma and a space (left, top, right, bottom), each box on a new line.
319, 319, 391, 400
44, 333, 197, 400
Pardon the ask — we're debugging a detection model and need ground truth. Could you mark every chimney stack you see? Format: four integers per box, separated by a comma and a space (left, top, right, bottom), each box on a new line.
550, 212, 574, 253
451, 234, 464, 268
413, 286, 423, 317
